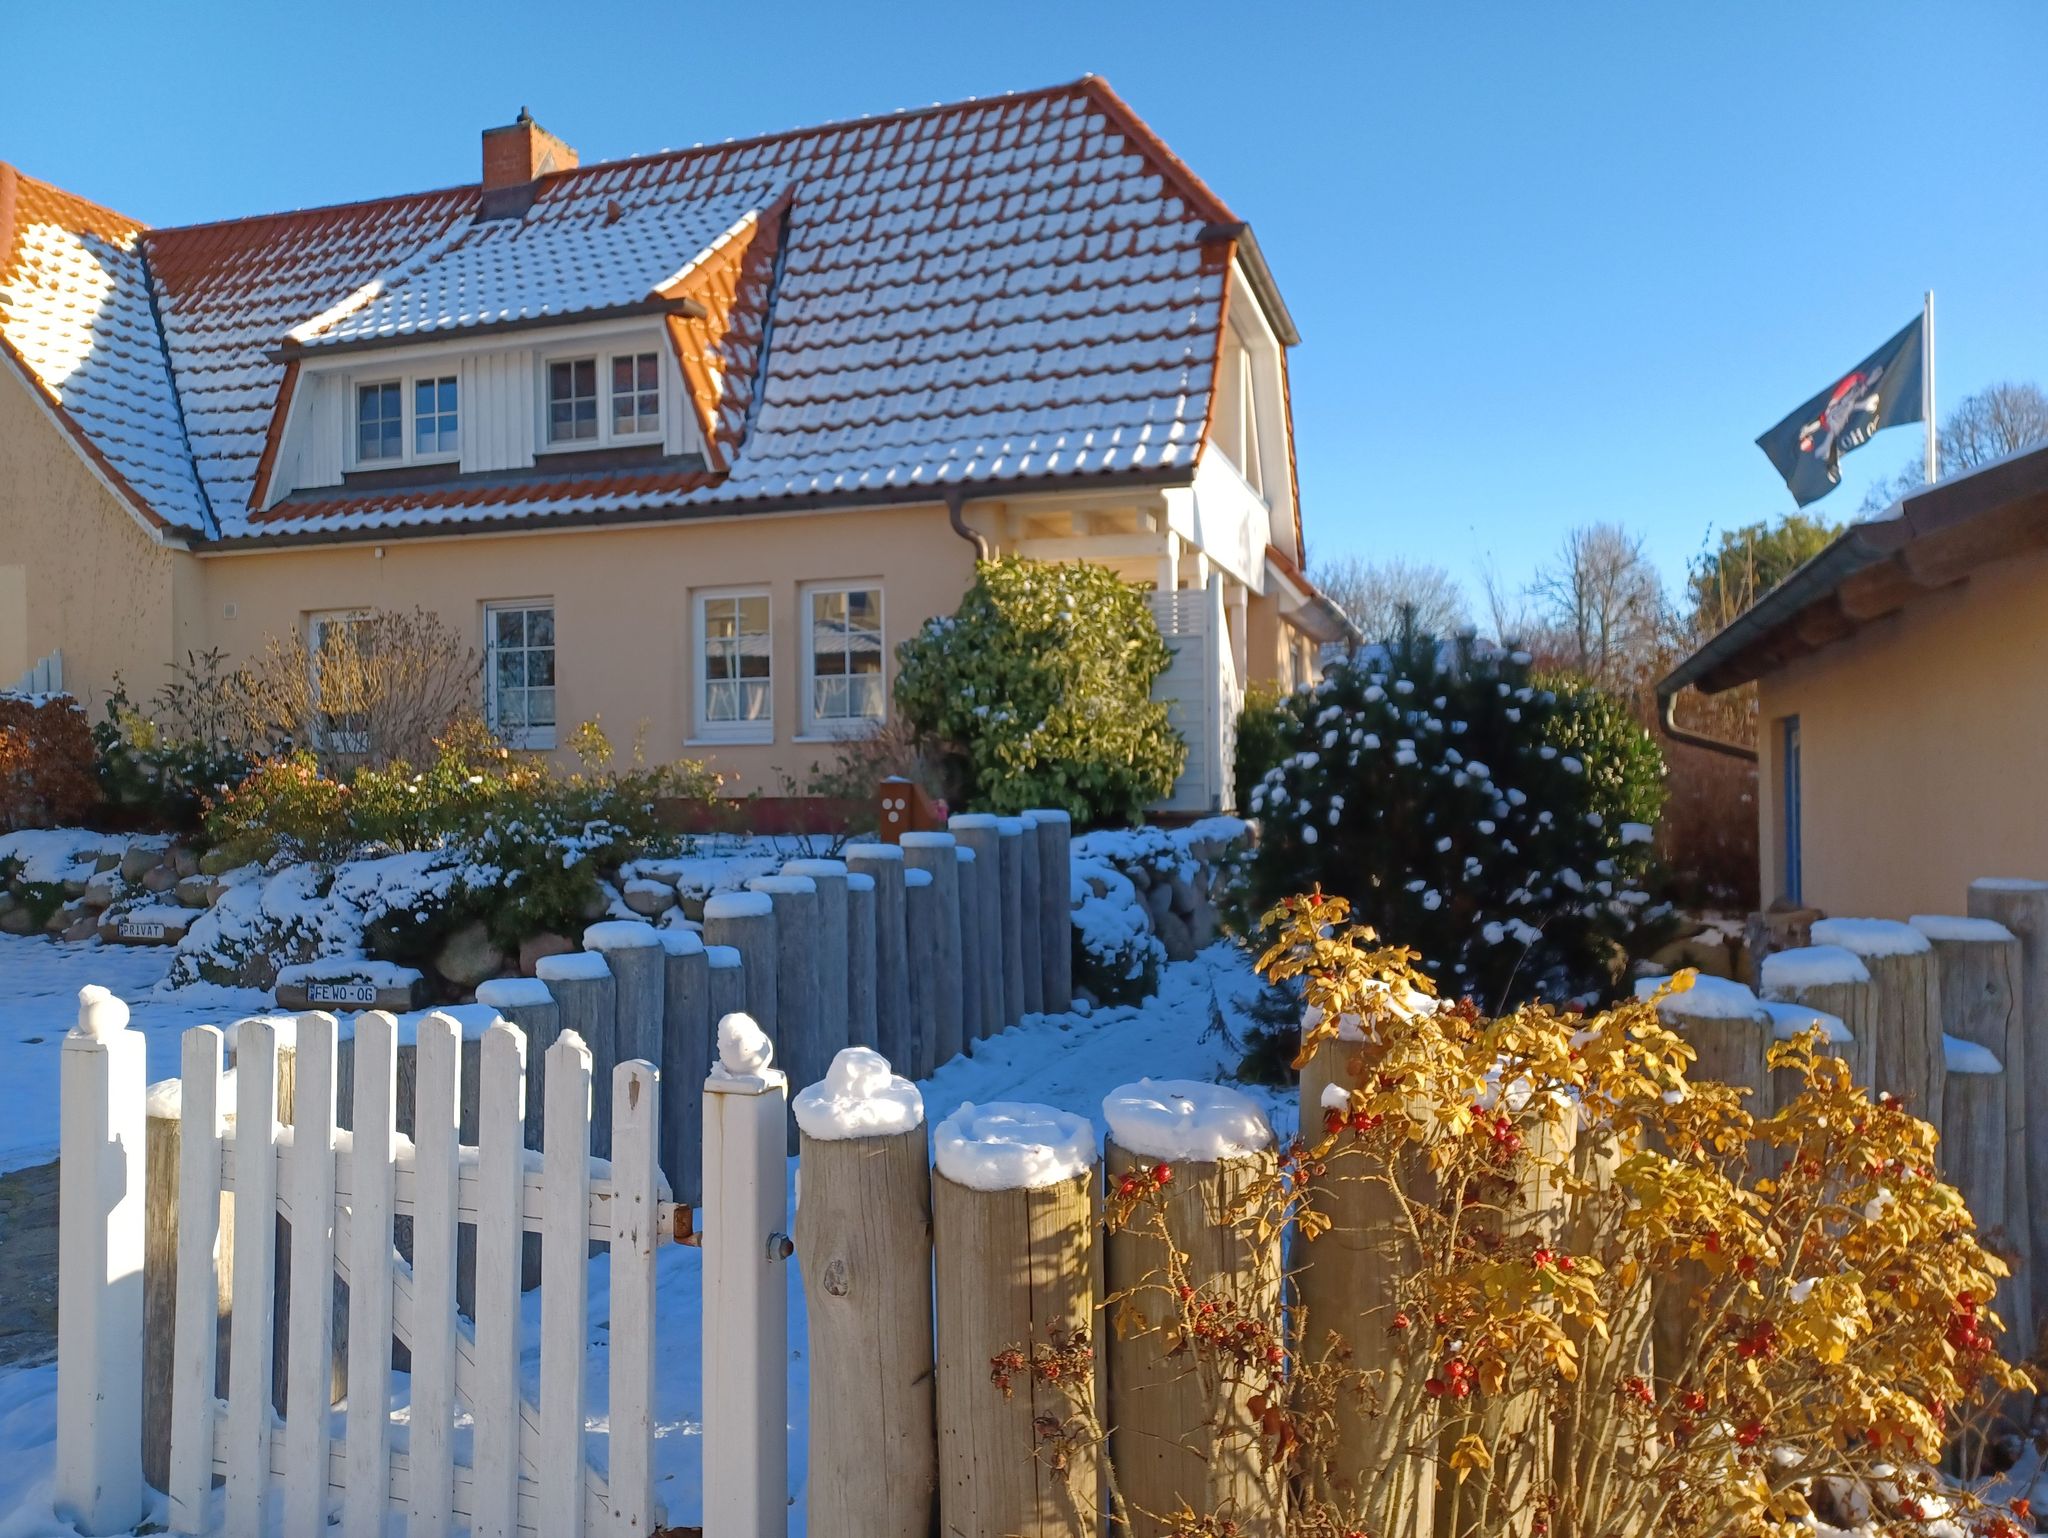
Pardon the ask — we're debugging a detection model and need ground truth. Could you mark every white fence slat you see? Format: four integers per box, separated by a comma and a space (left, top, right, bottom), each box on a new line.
343, 1011, 398, 1538
409, 1014, 464, 1535
224, 1020, 280, 1538
168, 1025, 225, 1533
283, 1013, 339, 1538
541, 1031, 595, 1538
473, 1021, 529, 1538
608, 1060, 660, 1534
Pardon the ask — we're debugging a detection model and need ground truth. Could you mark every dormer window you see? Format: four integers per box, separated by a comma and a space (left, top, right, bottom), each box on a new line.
356, 382, 403, 462
352, 373, 459, 468
544, 348, 664, 450
547, 358, 600, 443
612, 353, 662, 438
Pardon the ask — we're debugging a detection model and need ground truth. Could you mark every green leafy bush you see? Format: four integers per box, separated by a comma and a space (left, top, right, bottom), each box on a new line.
93, 654, 264, 832
893, 558, 1184, 823
1236, 632, 1670, 1005
1232, 679, 1289, 812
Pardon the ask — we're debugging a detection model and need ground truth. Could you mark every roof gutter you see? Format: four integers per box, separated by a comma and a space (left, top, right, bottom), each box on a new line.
1655, 688, 1757, 763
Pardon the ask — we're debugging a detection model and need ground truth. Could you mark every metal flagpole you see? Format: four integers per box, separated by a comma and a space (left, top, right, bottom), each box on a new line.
1924, 290, 1938, 484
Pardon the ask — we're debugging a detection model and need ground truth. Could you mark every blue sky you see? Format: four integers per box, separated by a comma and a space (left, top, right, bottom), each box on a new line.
7, 1, 2044, 596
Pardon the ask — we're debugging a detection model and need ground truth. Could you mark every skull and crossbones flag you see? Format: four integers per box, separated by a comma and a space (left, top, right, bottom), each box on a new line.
1757, 314, 1927, 506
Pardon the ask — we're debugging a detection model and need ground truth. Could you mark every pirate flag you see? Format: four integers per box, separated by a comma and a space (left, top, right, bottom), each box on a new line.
1757, 314, 1927, 505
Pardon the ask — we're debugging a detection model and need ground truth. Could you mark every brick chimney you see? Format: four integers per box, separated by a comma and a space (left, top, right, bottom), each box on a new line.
480, 108, 577, 218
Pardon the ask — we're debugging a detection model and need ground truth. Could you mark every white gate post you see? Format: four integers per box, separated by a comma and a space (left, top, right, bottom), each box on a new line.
56, 986, 147, 1535
701, 1013, 790, 1538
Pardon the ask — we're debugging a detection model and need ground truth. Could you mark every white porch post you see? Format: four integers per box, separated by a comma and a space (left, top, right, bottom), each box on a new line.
1157, 530, 1182, 596
1206, 572, 1230, 814
56, 987, 147, 1535
1227, 580, 1249, 685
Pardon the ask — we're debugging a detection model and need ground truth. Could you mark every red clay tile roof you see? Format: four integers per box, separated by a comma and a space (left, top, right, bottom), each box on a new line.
3, 77, 1291, 545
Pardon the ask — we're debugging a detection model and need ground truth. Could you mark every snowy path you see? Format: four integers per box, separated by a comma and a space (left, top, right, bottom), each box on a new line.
0, 935, 1284, 1536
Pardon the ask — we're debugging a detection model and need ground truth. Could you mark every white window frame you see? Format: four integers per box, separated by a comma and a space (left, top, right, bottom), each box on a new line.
484, 599, 558, 751
608, 350, 665, 442
800, 582, 886, 739
348, 371, 460, 470
691, 586, 773, 745
307, 608, 374, 755
540, 346, 666, 453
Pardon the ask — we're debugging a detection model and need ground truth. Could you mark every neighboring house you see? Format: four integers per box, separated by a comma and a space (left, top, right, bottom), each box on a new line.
0, 78, 1351, 810
1659, 440, 2048, 917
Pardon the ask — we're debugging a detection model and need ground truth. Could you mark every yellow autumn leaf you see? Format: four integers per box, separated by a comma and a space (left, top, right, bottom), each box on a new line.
1448, 1434, 1493, 1482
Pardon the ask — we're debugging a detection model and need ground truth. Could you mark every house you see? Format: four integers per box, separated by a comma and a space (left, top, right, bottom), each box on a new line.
1659, 439, 2048, 917
0, 78, 1352, 811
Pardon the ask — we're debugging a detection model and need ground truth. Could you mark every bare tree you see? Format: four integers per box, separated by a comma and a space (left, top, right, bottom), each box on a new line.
1523, 523, 1671, 690
1859, 380, 2048, 512
1311, 553, 1470, 642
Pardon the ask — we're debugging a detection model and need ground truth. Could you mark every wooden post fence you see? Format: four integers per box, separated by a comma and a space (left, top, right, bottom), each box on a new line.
933, 1101, 1102, 1538
705, 943, 748, 1032
784, 858, 852, 1061
534, 951, 615, 1155
951, 815, 1006, 1037
793, 1048, 935, 1538
1810, 919, 1944, 1129
1758, 944, 1877, 1091
1028, 809, 1073, 1014
901, 833, 965, 1066
704, 891, 779, 1050
1017, 813, 1046, 1017
750, 874, 826, 1112
657, 928, 713, 1206
1101, 1081, 1280, 1538
847, 843, 912, 1063
845, 871, 879, 1050
583, 921, 666, 1159
953, 844, 989, 1046
996, 818, 1028, 1032
903, 868, 945, 1078
1968, 877, 2048, 1288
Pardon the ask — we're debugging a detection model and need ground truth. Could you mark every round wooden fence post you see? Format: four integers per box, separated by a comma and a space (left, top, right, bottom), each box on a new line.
847, 843, 912, 1062
903, 868, 946, 1078
656, 930, 713, 1206
951, 815, 1007, 1036
901, 833, 965, 1065
1968, 877, 2048, 1289
845, 872, 879, 1050
1943, 1036, 2012, 1347
996, 819, 1028, 1033
704, 891, 779, 1048
1028, 810, 1073, 1013
1759, 1001, 1852, 1126
1914, 914, 2033, 1353
1298, 1028, 1435, 1532
705, 943, 748, 1030
1101, 1081, 1280, 1538
1637, 976, 1773, 1393
535, 952, 615, 1158
1017, 813, 1046, 1017
793, 1049, 935, 1538
751, 875, 824, 1114
952, 845, 989, 1046
933, 1102, 1102, 1538
1758, 944, 1877, 1091
784, 858, 852, 1065
584, 921, 665, 1159
1811, 919, 1944, 1130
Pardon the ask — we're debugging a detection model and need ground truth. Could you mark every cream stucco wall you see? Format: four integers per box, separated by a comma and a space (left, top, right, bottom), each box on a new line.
194, 503, 980, 794
1755, 543, 2048, 919
0, 362, 197, 709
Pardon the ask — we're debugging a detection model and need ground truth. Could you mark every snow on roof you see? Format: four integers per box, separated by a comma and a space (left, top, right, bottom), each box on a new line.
1759, 944, 1871, 993
5, 78, 1251, 541
1909, 914, 2016, 944
1809, 918, 1931, 958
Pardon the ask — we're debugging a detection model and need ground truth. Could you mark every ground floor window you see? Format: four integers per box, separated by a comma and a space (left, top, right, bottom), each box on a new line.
696, 589, 772, 740
804, 584, 884, 733
486, 601, 557, 750
307, 609, 373, 755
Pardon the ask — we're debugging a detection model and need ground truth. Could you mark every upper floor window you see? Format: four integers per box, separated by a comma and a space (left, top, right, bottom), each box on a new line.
612, 353, 662, 438
355, 374, 456, 468
547, 359, 600, 444
804, 585, 884, 733
546, 349, 663, 449
414, 376, 459, 458
356, 382, 403, 463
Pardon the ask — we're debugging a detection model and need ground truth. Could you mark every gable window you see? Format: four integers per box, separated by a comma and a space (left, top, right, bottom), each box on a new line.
356, 382, 403, 463
547, 358, 600, 443
804, 584, 884, 734
414, 375, 460, 458
612, 352, 662, 438
695, 589, 771, 741
486, 601, 557, 750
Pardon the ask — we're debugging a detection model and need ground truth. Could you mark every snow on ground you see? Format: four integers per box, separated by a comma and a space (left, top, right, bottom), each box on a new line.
0, 932, 1285, 1535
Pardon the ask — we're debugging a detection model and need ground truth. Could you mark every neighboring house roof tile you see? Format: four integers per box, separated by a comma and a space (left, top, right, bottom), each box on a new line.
3, 77, 1282, 545
0, 165, 212, 534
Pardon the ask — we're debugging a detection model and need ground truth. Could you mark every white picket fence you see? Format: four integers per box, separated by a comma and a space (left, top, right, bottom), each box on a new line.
56, 997, 794, 1538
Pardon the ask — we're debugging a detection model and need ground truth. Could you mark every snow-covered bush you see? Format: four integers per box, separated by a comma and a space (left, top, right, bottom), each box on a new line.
894, 558, 1184, 824
1069, 819, 1248, 1004
1237, 634, 1668, 1004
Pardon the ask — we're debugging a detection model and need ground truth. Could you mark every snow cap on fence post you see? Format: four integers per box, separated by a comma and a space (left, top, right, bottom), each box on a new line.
702, 1012, 791, 1538
1810, 917, 1943, 1129
56, 985, 147, 1535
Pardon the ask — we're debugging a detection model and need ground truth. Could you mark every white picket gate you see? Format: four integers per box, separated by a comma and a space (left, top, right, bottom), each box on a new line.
58, 993, 795, 1538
